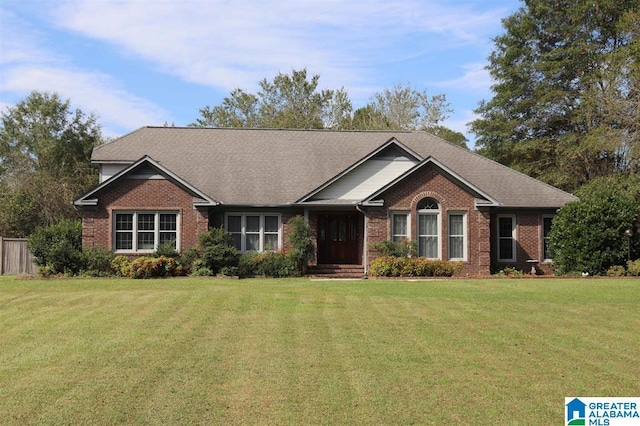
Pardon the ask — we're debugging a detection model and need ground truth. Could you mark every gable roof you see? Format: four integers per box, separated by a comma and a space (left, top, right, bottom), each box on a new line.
74, 155, 219, 207
90, 126, 577, 208
363, 156, 500, 207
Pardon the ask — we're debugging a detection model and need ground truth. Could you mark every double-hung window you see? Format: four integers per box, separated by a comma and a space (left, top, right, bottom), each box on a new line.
448, 212, 467, 261
497, 215, 516, 262
114, 211, 179, 252
417, 198, 440, 259
226, 214, 281, 252
391, 212, 410, 242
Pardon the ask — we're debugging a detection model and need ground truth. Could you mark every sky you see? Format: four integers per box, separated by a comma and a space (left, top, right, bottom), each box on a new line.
0, 0, 522, 147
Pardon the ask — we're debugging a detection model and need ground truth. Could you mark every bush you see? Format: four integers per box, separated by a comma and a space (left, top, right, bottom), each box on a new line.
128, 256, 178, 279
111, 255, 131, 277
80, 247, 115, 276
28, 219, 83, 275
154, 240, 179, 258
369, 256, 462, 277
285, 216, 315, 274
549, 178, 638, 276
371, 240, 417, 257
494, 266, 524, 277
239, 252, 299, 277
606, 265, 627, 277
626, 259, 640, 276
194, 227, 239, 275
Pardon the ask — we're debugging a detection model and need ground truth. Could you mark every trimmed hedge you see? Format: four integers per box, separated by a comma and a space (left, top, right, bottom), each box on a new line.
369, 256, 463, 277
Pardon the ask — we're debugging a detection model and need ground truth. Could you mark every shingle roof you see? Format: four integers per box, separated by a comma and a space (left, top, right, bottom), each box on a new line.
91, 126, 577, 207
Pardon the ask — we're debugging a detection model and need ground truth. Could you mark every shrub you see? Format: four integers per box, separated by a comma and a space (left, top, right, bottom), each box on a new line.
28, 219, 83, 275
626, 259, 640, 276
239, 252, 299, 277
193, 227, 239, 275
128, 256, 178, 279
494, 266, 524, 277
111, 255, 131, 277
606, 265, 627, 277
370, 240, 417, 257
80, 247, 115, 276
285, 216, 315, 274
154, 240, 179, 258
369, 256, 462, 277
549, 178, 638, 276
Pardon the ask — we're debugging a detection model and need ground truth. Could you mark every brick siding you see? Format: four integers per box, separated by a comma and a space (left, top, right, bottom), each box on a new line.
365, 164, 491, 276
81, 178, 208, 254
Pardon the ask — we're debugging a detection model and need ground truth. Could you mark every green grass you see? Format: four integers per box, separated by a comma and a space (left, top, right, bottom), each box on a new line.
0, 276, 638, 425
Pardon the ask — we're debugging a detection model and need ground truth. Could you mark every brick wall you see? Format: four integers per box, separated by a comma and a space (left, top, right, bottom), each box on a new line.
490, 209, 556, 275
81, 178, 209, 253
365, 164, 491, 276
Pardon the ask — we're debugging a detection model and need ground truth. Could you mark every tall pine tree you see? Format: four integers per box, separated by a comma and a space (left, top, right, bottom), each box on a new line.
471, 0, 639, 191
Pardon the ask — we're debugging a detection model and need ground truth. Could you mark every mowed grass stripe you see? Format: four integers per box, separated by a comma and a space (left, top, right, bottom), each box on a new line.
0, 277, 638, 425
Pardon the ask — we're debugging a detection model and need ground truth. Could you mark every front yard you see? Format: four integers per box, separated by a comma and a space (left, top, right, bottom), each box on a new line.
0, 276, 638, 424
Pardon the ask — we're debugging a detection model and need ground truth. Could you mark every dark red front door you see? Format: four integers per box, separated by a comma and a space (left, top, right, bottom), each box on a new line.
317, 214, 360, 264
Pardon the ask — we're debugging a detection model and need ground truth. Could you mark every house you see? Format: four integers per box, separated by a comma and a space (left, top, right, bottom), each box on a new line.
74, 127, 577, 276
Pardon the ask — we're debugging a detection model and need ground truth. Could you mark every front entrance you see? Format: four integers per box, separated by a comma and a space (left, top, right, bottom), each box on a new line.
317, 214, 361, 264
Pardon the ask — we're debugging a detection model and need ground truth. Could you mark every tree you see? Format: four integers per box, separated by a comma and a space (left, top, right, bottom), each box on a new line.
471, 1, 640, 192
429, 125, 469, 150
357, 83, 452, 131
193, 69, 353, 129
548, 175, 640, 275
0, 91, 102, 236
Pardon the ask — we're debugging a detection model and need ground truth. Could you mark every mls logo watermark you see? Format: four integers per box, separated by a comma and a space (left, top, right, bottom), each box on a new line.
566, 397, 640, 426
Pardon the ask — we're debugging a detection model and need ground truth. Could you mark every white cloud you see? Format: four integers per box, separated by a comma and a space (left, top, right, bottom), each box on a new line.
50, 0, 509, 93
438, 63, 494, 92
0, 6, 169, 135
1, 66, 168, 134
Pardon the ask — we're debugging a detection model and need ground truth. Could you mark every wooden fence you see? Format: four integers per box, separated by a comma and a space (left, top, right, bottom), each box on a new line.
0, 237, 37, 275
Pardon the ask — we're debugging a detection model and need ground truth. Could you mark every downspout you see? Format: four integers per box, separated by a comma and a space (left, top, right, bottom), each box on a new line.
356, 203, 368, 277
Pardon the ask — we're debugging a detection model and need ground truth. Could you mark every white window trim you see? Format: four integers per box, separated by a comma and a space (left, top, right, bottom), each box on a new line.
391, 211, 411, 242
448, 211, 467, 261
225, 213, 282, 252
542, 215, 554, 262
113, 211, 180, 253
497, 214, 516, 262
418, 208, 441, 260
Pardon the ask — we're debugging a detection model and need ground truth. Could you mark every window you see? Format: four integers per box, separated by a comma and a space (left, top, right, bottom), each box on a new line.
417, 198, 440, 259
226, 214, 281, 252
114, 211, 178, 252
448, 212, 467, 261
497, 215, 516, 262
542, 215, 553, 261
391, 212, 410, 242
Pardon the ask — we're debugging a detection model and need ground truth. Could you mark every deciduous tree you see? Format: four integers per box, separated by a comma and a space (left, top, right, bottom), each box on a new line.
0, 91, 102, 236
193, 69, 353, 129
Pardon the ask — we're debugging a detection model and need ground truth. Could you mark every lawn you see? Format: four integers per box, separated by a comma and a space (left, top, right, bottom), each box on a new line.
0, 276, 638, 425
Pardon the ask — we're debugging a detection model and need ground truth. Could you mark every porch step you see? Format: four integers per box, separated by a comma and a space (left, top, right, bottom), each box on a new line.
307, 264, 366, 279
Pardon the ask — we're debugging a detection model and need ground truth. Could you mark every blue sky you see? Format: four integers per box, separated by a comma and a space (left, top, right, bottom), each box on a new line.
0, 0, 521, 146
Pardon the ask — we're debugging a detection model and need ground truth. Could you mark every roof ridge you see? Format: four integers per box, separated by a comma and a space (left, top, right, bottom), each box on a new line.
145, 126, 418, 134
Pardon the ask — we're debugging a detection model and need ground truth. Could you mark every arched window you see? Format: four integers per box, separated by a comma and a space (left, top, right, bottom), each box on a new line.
417, 198, 440, 259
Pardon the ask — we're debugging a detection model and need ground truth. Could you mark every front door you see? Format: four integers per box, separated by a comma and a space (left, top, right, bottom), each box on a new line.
317, 214, 360, 264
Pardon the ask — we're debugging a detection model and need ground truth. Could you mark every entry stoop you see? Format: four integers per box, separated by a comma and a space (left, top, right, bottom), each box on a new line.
307, 264, 366, 279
